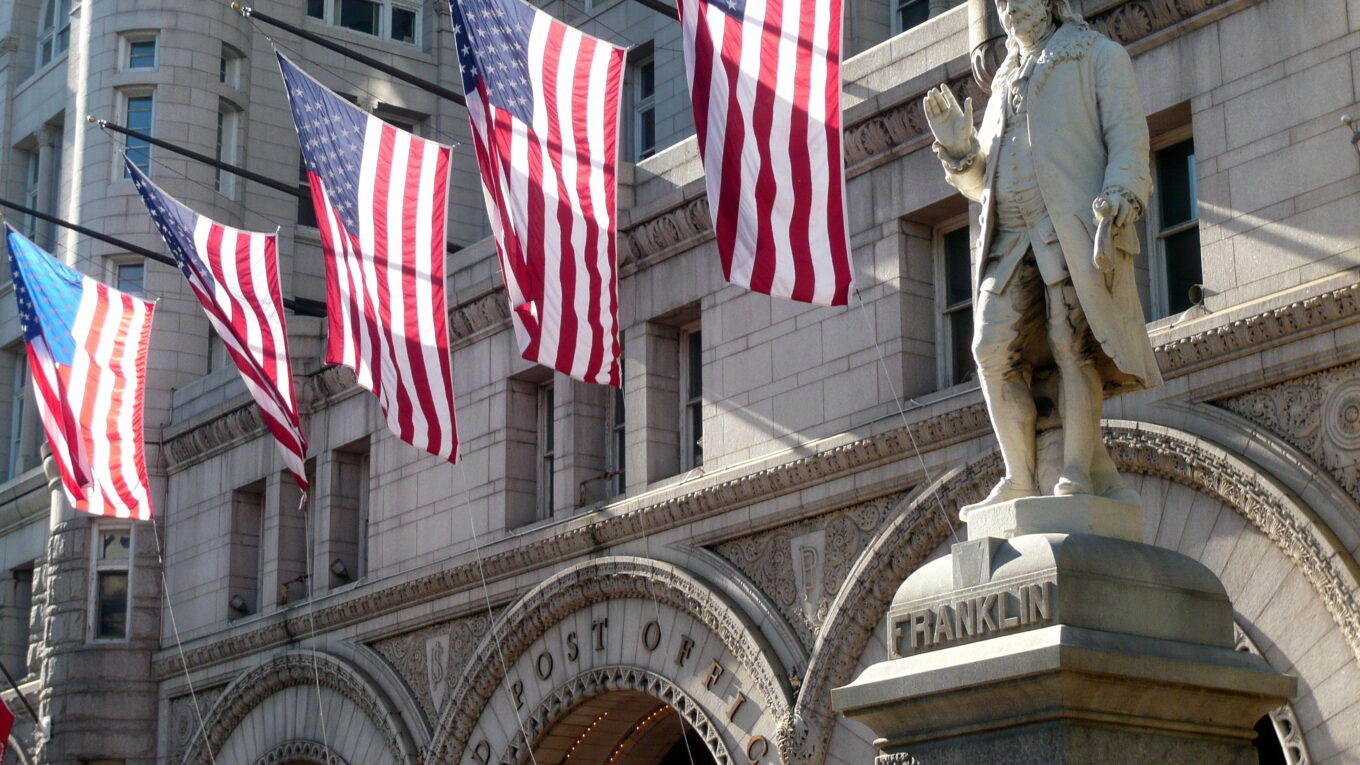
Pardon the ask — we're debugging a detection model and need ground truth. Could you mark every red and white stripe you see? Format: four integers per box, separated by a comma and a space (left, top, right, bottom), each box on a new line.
312, 119, 458, 461
30, 284, 154, 519
187, 221, 308, 490
462, 11, 624, 386
679, 0, 854, 305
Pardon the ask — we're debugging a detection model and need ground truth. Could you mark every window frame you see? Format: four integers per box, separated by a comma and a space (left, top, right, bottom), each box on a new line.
215, 100, 243, 198
21, 152, 41, 238
892, 0, 930, 34
219, 43, 244, 88
119, 89, 156, 178
35, 0, 71, 70
1147, 126, 1200, 319
629, 52, 657, 161
90, 523, 134, 642
607, 385, 625, 497
111, 257, 146, 296
933, 215, 976, 389
7, 353, 28, 481
120, 33, 159, 71
536, 381, 555, 519
307, 0, 423, 46
679, 324, 702, 471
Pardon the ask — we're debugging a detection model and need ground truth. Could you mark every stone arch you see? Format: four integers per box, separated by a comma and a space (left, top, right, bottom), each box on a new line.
778, 421, 1360, 764
425, 556, 794, 763
252, 740, 351, 765
181, 650, 419, 765
507, 666, 735, 765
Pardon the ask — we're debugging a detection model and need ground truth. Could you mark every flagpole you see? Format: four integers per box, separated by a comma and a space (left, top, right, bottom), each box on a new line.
88, 117, 304, 199
0, 198, 327, 317
0, 658, 43, 743
230, 3, 470, 107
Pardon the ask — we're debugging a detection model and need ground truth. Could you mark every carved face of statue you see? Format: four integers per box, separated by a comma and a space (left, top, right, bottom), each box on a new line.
996, 0, 1055, 50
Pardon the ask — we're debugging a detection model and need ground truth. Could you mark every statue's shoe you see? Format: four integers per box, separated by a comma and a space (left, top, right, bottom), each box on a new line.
1053, 467, 1094, 496
978, 477, 1039, 505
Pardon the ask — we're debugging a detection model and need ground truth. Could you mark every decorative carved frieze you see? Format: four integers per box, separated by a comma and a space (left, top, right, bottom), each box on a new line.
253, 740, 348, 765
170, 686, 225, 763
366, 610, 497, 723
620, 197, 715, 273
712, 493, 907, 652
448, 291, 511, 344
1217, 360, 1360, 502
163, 404, 266, 470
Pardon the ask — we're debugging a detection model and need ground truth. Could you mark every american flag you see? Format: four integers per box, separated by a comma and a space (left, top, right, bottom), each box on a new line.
278, 53, 459, 462
5, 224, 155, 519
679, 0, 854, 305
125, 159, 309, 495
451, 0, 624, 386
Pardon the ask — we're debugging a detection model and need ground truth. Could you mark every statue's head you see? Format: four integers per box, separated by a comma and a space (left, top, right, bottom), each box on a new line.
995, 0, 1087, 52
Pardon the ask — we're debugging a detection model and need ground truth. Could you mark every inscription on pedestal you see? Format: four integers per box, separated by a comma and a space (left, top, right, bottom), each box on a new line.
889, 580, 1055, 657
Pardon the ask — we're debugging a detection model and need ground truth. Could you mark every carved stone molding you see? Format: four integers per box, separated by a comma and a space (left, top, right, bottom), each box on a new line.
170, 686, 225, 763
1087, 0, 1228, 46
1217, 360, 1360, 503
154, 404, 991, 679
367, 610, 497, 723
1234, 624, 1311, 765
253, 740, 349, 765
619, 196, 715, 272
875, 754, 924, 765
423, 556, 793, 764
448, 291, 511, 345
163, 403, 266, 471
507, 667, 733, 765
179, 651, 416, 765
712, 493, 907, 652
784, 423, 1360, 763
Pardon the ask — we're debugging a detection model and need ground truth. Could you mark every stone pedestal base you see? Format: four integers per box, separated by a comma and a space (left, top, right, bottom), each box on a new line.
832, 528, 1296, 764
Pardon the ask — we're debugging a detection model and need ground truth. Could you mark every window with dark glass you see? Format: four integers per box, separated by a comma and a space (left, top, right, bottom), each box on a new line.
681, 327, 702, 470
631, 54, 656, 161
941, 226, 975, 386
37, 0, 71, 68
1154, 138, 1201, 317
127, 38, 156, 69
93, 527, 132, 640
537, 382, 555, 517
609, 386, 625, 495
123, 94, 154, 175
390, 6, 416, 43
896, 0, 929, 32
308, 0, 326, 18
296, 153, 318, 227
338, 0, 380, 35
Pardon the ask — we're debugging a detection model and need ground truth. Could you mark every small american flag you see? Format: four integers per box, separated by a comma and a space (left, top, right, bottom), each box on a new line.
679, 0, 854, 305
451, 0, 624, 386
278, 53, 459, 462
125, 159, 309, 495
5, 224, 155, 519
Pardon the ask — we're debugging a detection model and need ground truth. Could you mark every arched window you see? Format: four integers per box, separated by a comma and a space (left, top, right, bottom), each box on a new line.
36, 0, 71, 68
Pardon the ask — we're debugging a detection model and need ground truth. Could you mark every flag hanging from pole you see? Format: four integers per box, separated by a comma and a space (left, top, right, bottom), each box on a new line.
5, 224, 155, 519
278, 53, 459, 462
450, 0, 625, 386
124, 159, 309, 495
678, 0, 854, 305
0, 695, 12, 761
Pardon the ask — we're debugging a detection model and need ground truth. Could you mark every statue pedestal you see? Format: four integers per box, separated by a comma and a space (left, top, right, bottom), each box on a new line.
831, 506, 1296, 764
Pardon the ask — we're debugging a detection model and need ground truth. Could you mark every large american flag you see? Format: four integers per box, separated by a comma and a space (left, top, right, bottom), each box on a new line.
125, 159, 309, 494
679, 0, 854, 305
451, 0, 624, 386
5, 225, 155, 519
278, 53, 459, 462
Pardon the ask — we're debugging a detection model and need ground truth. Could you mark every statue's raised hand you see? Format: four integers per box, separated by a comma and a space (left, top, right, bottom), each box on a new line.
923, 86, 974, 157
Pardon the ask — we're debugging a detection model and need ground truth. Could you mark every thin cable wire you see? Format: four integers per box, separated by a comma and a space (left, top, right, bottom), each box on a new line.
150, 521, 219, 765
851, 288, 961, 544
299, 498, 334, 761
450, 461, 541, 765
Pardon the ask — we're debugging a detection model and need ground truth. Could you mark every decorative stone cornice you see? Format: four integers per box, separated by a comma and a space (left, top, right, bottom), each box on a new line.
154, 404, 991, 679
179, 651, 416, 765
508, 667, 733, 765
1154, 284, 1360, 375
448, 290, 511, 345
784, 423, 1360, 764
619, 196, 714, 273
424, 557, 792, 764
163, 402, 266, 470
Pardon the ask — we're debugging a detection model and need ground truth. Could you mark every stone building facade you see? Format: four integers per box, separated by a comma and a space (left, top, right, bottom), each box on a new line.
0, 0, 1357, 763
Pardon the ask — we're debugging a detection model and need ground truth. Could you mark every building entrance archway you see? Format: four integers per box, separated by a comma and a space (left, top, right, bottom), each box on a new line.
529, 689, 720, 765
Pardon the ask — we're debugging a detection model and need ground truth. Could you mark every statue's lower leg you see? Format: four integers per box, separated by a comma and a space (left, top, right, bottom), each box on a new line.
977, 371, 1039, 502
1054, 361, 1101, 496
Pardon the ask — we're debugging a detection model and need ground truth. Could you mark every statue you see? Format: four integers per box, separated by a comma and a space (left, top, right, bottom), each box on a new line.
924, 0, 1163, 506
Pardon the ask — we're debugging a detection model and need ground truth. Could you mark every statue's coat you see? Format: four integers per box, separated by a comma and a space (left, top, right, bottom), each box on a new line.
944, 22, 1163, 392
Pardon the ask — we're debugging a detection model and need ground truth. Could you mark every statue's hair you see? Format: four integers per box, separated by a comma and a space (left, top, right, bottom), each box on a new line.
998, 0, 1091, 70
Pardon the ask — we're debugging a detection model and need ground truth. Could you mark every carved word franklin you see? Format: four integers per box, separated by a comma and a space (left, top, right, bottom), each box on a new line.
890, 580, 1055, 656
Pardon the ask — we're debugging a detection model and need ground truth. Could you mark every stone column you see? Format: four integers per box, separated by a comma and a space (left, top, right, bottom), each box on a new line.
33, 125, 59, 250
833, 497, 1296, 763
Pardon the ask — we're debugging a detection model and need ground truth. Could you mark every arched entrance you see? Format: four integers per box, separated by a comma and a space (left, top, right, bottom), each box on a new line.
530, 690, 719, 765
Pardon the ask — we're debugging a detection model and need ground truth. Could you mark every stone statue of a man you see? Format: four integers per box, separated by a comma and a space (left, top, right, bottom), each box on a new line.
924, 0, 1163, 505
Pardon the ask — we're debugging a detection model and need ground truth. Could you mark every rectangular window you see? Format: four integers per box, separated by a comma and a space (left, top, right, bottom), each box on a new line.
219, 44, 243, 88
116, 261, 145, 295
505, 377, 542, 528
276, 461, 315, 605
338, 0, 380, 35
125, 37, 156, 69
227, 482, 264, 618
537, 382, 555, 518
1152, 137, 1201, 317
10, 564, 33, 678
22, 153, 40, 238
215, 102, 241, 197
7, 355, 28, 480
608, 386, 625, 496
296, 153, 317, 227
329, 439, 370, 588
123, 93, 154, 176
307, 0, 326, 18
939, 225, 976, 387
37, 0, 71, 68
680, 326, 702, 470
895, 0, 929, 32
630, 54, 656, 161
390, 5, 417, 44
92, 525, 132, 640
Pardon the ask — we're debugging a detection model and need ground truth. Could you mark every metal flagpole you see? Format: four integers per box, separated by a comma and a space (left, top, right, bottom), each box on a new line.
0, 198, 328, 317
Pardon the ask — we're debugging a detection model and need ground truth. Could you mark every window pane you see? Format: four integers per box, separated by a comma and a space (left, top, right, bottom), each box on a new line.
100, 530, 132, 560
689, 403, 703, 466
613, 386, 625, 424
1156, 139, 1197, 226
391, 7, 416, 43
128, 40, 155, 68
638, 110, 655, 160
1162, 228, 1202, 314
943, 227, 971, 306
339, 0, 380, 34
898, 0, 929, 31
308, 0, 326, 17
686, 330, 702, 399
637, 60, 655, 100
117, 263, 144, 294
97, 571, 128, 638
949, 309, 975, 386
